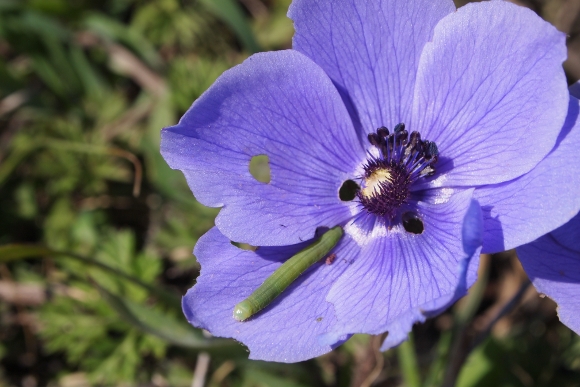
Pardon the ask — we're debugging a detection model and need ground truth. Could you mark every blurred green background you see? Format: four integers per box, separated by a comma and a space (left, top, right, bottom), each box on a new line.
1, 0, 580, 386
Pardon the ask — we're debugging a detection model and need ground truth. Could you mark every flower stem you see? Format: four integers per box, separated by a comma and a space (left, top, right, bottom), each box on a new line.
470, 279, 531, 350
397, 332, 421, 387
423, 254, 491, 387
440, 254, 490, 387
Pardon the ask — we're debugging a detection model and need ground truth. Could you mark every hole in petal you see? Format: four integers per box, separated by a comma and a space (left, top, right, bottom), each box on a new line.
402, 212, 424, 234
249, 155, 271, 183
230, 241, 258, 251
339, 180, 359, 201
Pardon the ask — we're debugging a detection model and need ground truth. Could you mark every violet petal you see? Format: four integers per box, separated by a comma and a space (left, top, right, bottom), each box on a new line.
321, 189, 482, 343
475, 97, 580, 253
412, 1, 568, 187
161, 50, 365, 246
183, 227, 359, 362
517, 222, 580, 335
290, 0, 454, 142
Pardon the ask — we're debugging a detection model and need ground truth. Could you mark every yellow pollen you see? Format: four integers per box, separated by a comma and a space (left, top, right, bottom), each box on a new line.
361, 169, 392, 198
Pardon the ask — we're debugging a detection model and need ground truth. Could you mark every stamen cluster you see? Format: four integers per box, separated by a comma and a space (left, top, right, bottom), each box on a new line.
358, 123, 439, 219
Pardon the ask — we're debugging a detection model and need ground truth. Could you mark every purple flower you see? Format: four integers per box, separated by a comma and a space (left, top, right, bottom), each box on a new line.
515, 83, 580, 337
161, 0, 580, 362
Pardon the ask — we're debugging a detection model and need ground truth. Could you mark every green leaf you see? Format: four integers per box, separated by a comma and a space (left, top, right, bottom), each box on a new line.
198, 0, 260, 53
90, 332, 141, 384
0, 244, 180, 309
397, 334, 421, 387
94, 282, 233, 350
19, 10, 70, 41
69, 45, 106, 97
0, 0, 20, 11
30, 54, 68, 97
455, 340, 495, 387
0, 141, 37, 188
83, 12, 162, 69
0, 244, 53, 261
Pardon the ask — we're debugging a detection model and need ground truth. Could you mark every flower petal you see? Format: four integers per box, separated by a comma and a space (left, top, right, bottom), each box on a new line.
321, 189, 482, 343
289, 0, 455, 141
412, 1, 568, 187
475, 97, 580, 253
161, 50, 365, 246
380, 252, 482, 351
182, 227, 359, 362
517, 222, 580, 335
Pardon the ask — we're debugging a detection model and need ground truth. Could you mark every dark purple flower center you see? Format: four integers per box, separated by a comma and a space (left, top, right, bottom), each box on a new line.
358, 123, 439, 219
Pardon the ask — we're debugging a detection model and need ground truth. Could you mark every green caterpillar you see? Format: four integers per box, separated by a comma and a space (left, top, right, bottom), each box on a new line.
233, 226, 344, 321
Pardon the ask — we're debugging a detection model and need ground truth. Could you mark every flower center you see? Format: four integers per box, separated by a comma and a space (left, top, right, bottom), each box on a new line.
357, 123, 439, 219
